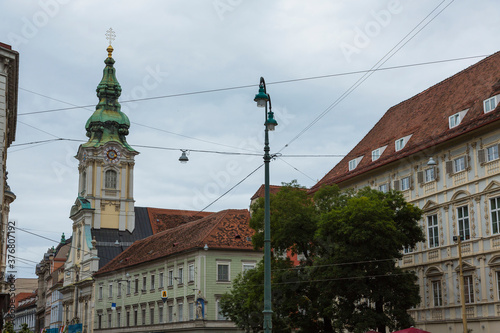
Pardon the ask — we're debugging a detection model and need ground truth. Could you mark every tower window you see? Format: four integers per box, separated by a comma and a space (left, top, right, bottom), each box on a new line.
105, 170, 117, 189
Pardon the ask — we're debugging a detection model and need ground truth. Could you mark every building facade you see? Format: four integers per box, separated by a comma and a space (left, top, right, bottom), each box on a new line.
93, 209, 261, 333
311, 52, 500, 333
0, 42, 18, 327
13, 292, 37, 332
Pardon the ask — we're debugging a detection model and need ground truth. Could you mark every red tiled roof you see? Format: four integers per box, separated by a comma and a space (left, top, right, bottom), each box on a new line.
95, 209, 255, 276
311, 51, 500, 192
147, 207, 212, 234
251, 185, 283, 200
0, 42, 12, 50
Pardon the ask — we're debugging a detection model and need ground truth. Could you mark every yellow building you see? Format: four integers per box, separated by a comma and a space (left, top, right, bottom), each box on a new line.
311, 52, 500, 333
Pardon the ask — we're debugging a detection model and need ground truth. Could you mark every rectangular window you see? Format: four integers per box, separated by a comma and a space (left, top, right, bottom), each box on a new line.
168, 305, 173, 323
189, 302, 194, 320
108, 313, 112, 328
117, 311, 121, 328
98, 286, 103, 300
454, 156, 466, 173
427, 215, 439, 248
150, 308, 154, 325
188, 264, 195, 282
395, 138, 405, 151
378, 184, 388, 193
168, 270, 174, 287
464, 275, 474, 304
108, 284, 113, 298
178, 303, 183, 322
159, 272, 164, 288
127, 280, 131, 295
457, 206, 470, 240
432, 280, 442, 307
349, 159, 357, 171
401, 177, 410, 191
126, 311, 130, 327
425, 168, 435, 182
98, 314, 102, 329
484, 96, 497, 113
142, 308, 146, 325
142, 276, 147, 291
217, 263, 230, 281
243, 263, 256, 273
178, 267, 184, 284
492, 197, 500, 235
216, 299, 227, 320
151, 274, 155, 290
134, 278, 139, 293
449, 113, 460, 128
134, 309, 138, 326
159, 306, 164, 323
487, 145, 499, 162
372, 149, 380, 161
117, 282, 122, 297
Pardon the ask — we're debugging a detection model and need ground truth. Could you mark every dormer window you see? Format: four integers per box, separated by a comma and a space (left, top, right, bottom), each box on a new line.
395, 134, 412, 152
349, 159, 357, 171
372, 149, 380, 161
484, 95, 499, 113
348, 156, 364, 171
449, 114, 460, 128
395, 139, 404, 151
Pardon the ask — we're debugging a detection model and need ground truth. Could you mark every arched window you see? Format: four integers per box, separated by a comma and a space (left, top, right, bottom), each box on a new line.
105, 170, 117, 189
81, 171, 87, 193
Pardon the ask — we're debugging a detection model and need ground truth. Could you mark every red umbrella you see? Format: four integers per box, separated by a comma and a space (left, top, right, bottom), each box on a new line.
393, 328, 431, 333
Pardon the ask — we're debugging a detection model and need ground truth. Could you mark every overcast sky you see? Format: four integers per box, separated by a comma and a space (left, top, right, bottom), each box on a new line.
2, 0, 499, 278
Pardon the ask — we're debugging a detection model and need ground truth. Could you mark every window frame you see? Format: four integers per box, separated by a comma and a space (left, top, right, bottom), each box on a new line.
178, 302, 184, 322
487, 145, 499, 162
216, 298, 227, 320
484, 96, 498, 113
378, 183, 388, 193
150, 273, 155, 290
432, 280, 442, 307
159, 271, 164, 289
449, 113, 460, 128
427, 214, 439, 248
454, 156, 466, 173
178, 266, 184, 285
491, 197, 500, 235
217, 262, 230, 282
168, 269, 174, 287
104, 169, 118, 189
372, 149, 380, 161
349, 159, 357, 171
108, 283, 113, 298
424, 167, 435, 183
464, 275, 474, 304
457, 205, 470, 240
395, 138, 405, 151
401, 176, 410, 191
188, 263, 195, 283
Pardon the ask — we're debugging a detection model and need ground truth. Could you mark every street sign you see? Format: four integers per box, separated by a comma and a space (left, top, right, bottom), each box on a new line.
161, 290, 168, 303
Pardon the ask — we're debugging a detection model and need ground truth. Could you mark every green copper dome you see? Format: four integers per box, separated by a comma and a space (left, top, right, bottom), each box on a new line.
83, 46, 136, 151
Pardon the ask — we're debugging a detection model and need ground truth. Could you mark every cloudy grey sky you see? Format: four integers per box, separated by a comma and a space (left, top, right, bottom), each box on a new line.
2, 0, 499, 278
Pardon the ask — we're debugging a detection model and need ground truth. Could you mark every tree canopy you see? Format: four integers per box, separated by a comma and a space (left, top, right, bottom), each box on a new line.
221, 182, 424, 333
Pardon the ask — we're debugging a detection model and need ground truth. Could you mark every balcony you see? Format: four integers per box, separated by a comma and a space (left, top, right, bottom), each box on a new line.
431, 309, 443, 320
461, 242, 472, 254
428, 249, 440, 261
492, 236, 500, 248
486, 160, 500, 175
402, 255, 414, 266
453, 171, 467, 186
466, 306, 475, 318
424, 182, 436, 194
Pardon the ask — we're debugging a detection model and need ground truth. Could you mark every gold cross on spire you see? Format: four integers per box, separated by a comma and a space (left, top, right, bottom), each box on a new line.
105, 28, 116, 58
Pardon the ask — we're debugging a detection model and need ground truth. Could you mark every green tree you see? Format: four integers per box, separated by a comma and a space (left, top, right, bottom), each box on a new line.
20, 323, 33, 333
223, 182, 424, 333
2, 322, 14, 333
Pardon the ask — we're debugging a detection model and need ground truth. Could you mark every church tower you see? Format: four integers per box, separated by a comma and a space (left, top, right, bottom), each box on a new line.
72, 42, 138, 233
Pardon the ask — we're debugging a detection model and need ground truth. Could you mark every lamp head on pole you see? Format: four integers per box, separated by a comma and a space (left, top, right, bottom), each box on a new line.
254, 78, 269, 108
427, 157, 437, 166
266, 111, 278, 131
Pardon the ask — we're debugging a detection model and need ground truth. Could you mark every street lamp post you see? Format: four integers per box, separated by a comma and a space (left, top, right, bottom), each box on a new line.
453, 235, 468, 333
254, 77, 278, 333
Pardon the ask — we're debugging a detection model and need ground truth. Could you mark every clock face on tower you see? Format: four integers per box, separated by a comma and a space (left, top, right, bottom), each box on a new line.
104, 147, 121, 163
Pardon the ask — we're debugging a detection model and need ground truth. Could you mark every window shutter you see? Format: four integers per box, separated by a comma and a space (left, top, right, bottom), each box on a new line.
410, 176, 414, 189
445, 161, 453, 174
417, 171, 423, 184
478, 149, 485, 164
434, 166, 439, 181
393, 180, 400, 191
464, 156, 469, 169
